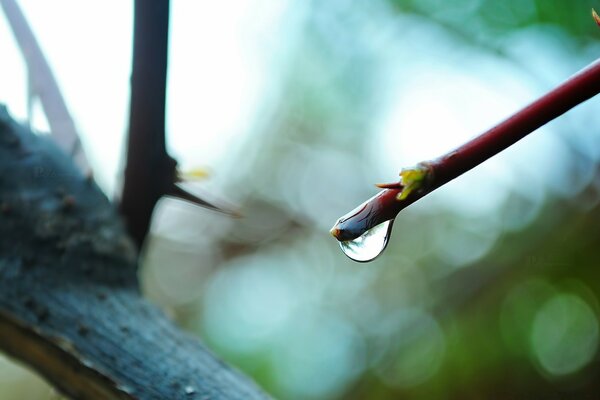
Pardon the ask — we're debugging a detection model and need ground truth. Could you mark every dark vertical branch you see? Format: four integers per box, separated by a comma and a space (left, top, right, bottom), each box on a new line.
120, 0, 176, 248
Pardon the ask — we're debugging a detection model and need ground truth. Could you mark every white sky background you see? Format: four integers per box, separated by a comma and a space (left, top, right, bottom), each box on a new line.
0, 0, 289, 195
0, 1, 132, 193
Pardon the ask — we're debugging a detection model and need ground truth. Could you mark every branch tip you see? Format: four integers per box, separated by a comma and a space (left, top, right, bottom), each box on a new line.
330, 227, 341, 239
332, 58, 600, 243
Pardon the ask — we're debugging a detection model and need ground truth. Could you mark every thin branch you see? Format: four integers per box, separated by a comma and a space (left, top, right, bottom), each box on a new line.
331, 58, 600, 241
0, 0, 90, 175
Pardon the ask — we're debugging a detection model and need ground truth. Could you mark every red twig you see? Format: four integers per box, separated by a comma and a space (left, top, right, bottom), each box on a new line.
331, 58, 600, 241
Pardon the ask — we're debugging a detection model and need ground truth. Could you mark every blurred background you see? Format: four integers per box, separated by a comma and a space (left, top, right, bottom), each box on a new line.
1, 0, 600, 399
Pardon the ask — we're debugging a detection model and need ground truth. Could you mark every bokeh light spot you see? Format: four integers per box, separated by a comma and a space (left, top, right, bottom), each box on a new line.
531, 294, 599, 377
271, 316, 365, 400
203, 255, 297, 353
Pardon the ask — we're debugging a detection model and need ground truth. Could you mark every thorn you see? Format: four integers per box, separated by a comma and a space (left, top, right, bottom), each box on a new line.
594, 8, 600, 26
375, 182, 402, 189
84, 170, 94, 184
167, 183, 241, 217
61, 194, 76, 211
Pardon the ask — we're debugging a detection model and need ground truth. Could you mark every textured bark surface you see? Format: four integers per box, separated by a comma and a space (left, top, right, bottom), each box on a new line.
0, 106, 268, 399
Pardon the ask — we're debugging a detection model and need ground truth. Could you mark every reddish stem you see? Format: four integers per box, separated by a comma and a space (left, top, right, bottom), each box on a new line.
332, 58, 600, 241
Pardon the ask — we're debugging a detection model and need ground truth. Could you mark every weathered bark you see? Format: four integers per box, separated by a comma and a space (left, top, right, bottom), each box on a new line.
0, 106, 268, 399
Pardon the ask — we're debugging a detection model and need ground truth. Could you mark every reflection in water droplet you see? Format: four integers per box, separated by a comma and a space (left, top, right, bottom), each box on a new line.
339, 220, 394, 262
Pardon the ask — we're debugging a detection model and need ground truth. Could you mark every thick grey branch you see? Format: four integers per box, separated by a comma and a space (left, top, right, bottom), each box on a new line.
0, 106, 267, 399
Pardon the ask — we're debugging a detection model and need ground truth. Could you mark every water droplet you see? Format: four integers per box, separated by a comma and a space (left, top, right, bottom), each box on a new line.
339, 220, 394, 262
